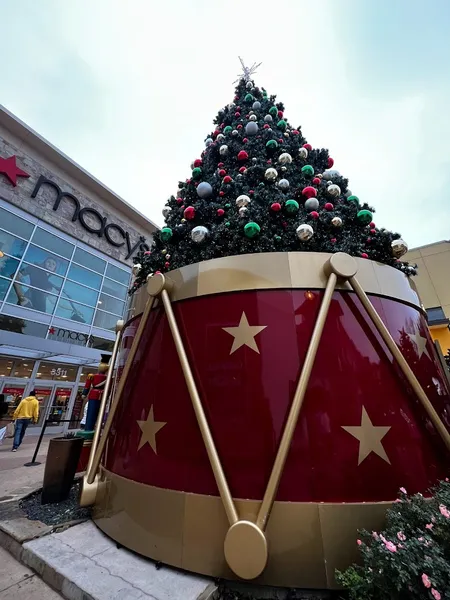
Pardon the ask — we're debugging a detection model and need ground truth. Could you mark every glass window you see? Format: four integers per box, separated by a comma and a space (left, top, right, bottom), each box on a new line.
94, 310, 119, 331
0, 277, 11, 301
426, 307, 446, 323
0, 230, 27, 258
0, 207, 34, 239
17, 263, 64, 293
11, 360, 36, 378
6, 285, 57, 315
22, 245, 69, 276
97, 293, 125, 316
55, 297, 94, 324
0, 358, 14, 377
67, 264, 102, 290
0, 255, 20, 279
105, 263, 130, 286
0, 314, 48, 337
101, 278, 127, 300
32, 228, 74, 259
73, 247, 106, 274
62, 280, 99, 307
87, 336, 115, 352
36, 361, 78, 381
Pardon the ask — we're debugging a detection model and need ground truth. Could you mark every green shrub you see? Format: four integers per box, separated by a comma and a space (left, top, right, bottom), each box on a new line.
336, 480, 450, 600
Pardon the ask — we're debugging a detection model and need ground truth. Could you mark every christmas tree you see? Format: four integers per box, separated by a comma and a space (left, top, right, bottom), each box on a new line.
132, 61, 412, 292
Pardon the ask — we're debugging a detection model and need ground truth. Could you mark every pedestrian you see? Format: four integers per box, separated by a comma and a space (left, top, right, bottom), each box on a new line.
12, 390, 39, 451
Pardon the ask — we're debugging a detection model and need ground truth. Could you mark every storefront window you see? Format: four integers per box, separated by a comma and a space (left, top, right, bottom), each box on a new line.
67, 263, 102, 290
105, 263, 130, 286
11, 360, 36, 378
97, 293, 124, 315
0, 230, 28, 258
0, 208, 34, 239
31, 228, 74, 259
101, 278, 127, 300
87, 336, 114, 352
0, 358, 14, 377
62, 280, 99, 307
36, 362, 78, 381
7, 285, 58, 315
94, 310, 119, 331
55, 298, 94, 324
0, 255, 20, 279
73, 247, 105, 274
0, 314, 48, 337
22, 245, 69, 276
15, 263, 64, 294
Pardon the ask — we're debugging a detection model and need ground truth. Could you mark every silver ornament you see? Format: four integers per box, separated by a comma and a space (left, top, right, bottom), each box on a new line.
391, 238, 408, 258
232, 129, 239, 136
205, 138, 213, 147
296, 224, 314, 241
252, 157, 257, 162
191, 226, 209, 243
252, 101, 261, 111
216, 133, 225, 142
284, 132, 289, 138
278, 178, 290, 191
278, 152, 293, 165
305, 198, 319, 211
132, 263, 142, 276
162, 206, 172, 218
327, 184, 341, 197
323, 169, 341, 180
236, 195, 251, 207
246, 81, 253, 90
281, 166, 287, 172
249, 110, 255, 115
298, 147, 308, 159
331, 216, 343, 227
267, 127, 273, 132
265, 167, 278, 181
245, 121, 258, 136
166, 254, 171, 260
227, 103, 235, 110
264, 114, 273, 123
239, 206, 248, 217
197, 182, 213, 199
344, 189, 352, 198
237, 174, 243, 180
249, 114, 257, 121
219, 144, 229, 156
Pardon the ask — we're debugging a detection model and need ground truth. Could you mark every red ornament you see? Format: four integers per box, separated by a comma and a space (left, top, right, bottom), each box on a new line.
312, 177, 321, 185
217, 209, 225, 217
219, 169, 226, 177
267, 159, 272, 164
270, 202, 282, 212
278, 138, 283, 143
282, 221, 287, 228
238, 151, 249, 161
367, 238, 372, 243
324, 203, 334, 211
370, 229, 376, 235
303, 143, 312, 151
249, 190, 254, 195
218, 162, 224, 167
223, 176, 232, 184
237, 124, 243, 129
165, 262, 170, 269
219, 191, 225, 196
361, 253, 369, 259
234, 95, 239, 101
186, 179, 192, 184
369, 222, 376, 228
331, 238, 337, 243
176, 197, 183, 205
292, 130, 299, 135
213, 130, 220, 138
193, 159, 202, 168
301, 186, 317, 199
236, 106, 241, 111
239, 166, 247, 173
245, 114, 250, 118
243, 138, 248, 143
277, 110, 283, 118
327, 157, 334, 168
184, 206, 196, 220
144, 251, 151, 255
0, 155, 30, 187
235, 112, 241, 117
310, 211, 319, 219
154, 270, 161, 275
263, 124, 270, 129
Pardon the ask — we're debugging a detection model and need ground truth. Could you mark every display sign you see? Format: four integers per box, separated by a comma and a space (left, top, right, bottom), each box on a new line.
2, 387, 24, 395
35, 388, 52, 396
55, 388, 71, 397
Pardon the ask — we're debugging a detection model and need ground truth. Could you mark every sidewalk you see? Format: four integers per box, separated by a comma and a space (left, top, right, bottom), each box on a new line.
0, 546, 62, 599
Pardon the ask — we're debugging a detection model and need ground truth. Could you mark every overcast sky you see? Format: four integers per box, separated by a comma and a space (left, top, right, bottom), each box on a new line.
1, 0, 449, 248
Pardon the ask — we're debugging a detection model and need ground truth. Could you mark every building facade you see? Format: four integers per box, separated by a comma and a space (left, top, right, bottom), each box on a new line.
0, 105, 157, 433
406, 241, 450, 355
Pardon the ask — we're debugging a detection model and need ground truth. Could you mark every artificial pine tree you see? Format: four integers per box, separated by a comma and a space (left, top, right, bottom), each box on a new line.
132, 65, 412, 292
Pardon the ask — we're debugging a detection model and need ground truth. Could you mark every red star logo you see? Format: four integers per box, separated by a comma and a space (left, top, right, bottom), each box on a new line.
48, 327, 55, 335
0, 155, 30, 186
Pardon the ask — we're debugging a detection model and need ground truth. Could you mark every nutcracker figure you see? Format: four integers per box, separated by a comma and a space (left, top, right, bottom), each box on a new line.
82, 354, 111, 432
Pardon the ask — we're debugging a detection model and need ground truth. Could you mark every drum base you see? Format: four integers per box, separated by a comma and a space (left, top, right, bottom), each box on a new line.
93, 469, 390, 589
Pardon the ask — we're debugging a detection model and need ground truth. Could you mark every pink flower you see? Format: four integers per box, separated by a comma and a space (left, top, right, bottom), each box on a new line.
356, 539, 362, 546
384, 541, 397, 553
426, 523, 434, 530
439, 504, 450, 518
422, 573, 431, 589
431, 589, 441, 600
400, 487, 407, 494
397, 531, 406, 541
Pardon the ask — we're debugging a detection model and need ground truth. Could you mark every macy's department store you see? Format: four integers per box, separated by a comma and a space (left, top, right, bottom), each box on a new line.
0, 105, 157, 434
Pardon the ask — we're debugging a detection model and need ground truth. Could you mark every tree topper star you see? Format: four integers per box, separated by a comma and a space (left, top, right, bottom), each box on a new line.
234, 57, 262, 83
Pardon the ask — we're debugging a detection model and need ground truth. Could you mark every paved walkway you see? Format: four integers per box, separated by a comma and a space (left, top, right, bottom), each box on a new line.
0, 546, 62, 599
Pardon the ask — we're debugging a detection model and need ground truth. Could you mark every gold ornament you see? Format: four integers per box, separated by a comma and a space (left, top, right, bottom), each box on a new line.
298, 147, 308, 159
278, 153, 293, 165
327, 184, 341, 197
137, 405, 167, 454
341, 406, 391, 465
265, 167, 278, 181
236, 195, 251, 208
222, 312, 267, 355
296, 224, 314, 241
331, 216, 343, 227
132, 263, 142, 276
391, 238, 408, 258
239, 206, 248, 217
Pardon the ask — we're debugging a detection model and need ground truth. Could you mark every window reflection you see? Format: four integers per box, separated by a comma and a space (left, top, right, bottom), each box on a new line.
105, 263, 129, 286
94, 310, 119, 331
67, 264, 102, 290
101, 278, 127, 300
0, 277, 11, 301
7, 285, 57, 314
0, 255, 20, 279
16, 262, 64, 293
11, 360, 36, 378
97, 293, 124, 315
0, 208, 34, 239
55, 297, 94, 324
63, 280, 99, 307
32, 228, 74, 259
0, 230, 27, 258
0, 315, 48, 337
73, 248, 105, 274
22, 245, 69, 276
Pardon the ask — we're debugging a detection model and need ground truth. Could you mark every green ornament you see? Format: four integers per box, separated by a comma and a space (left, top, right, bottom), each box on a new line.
224, 126, 232, 134
192, 167, 202, 180
274, 235, 282, 242
225, 221, 230, 227
266, 139, 278, 150
301, 165, 314, 177
225, 203, 231, 208
285, 199, 299, 214
277, 119, 287, 130
244, 221, 261, 239
244, 94, 254, 103
357, 209, 373, 224
258, 182, 265, 187
160, 227, 173, 242
347, 195, 360, 205
269, 106, 278, 116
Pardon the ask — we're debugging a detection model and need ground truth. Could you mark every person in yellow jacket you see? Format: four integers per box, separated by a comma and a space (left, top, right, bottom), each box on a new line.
12, 390, 39, 451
